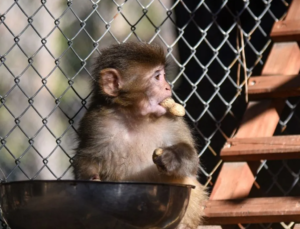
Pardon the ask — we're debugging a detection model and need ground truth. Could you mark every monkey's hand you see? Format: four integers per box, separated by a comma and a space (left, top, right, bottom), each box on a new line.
153, 144, 199, 177
153, 148, 181, 176
160, 98, 185, 117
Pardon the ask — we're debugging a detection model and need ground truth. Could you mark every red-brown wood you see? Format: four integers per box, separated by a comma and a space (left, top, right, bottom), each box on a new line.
209, 162, 255, 200
286, 0, 300, 21
248, 74, 300, 100
204, 197, 300, 225
210, 42, 300, 201
221, 135, 300, 161
234, 100, 285, 138
260, 42, 300, 75
207, 2, 300, 226
271, 20, 300, 42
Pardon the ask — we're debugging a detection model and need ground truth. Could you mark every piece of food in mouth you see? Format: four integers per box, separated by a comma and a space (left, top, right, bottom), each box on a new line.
160, 97, 175, 109
169, 103, 185, 117
160, 98, 185, 117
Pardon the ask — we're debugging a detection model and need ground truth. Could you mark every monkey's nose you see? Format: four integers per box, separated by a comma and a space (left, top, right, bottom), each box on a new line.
165, 84, 171, 91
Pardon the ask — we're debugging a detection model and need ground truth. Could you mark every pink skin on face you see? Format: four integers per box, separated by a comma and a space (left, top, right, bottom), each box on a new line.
140, 66, 172, 117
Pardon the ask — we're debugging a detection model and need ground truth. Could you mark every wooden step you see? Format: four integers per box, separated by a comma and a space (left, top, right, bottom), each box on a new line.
210, 42, 300, 201
221, 135, 300, 161
270, 0, 300, 42
248, 74, 300, 100
271, 20, 300, 42
208, 2, 300, 227
285, 0, 300, 21
204, 197, 300, 225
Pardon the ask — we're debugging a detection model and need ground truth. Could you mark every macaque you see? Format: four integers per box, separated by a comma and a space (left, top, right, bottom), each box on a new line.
73, 42, 207, 228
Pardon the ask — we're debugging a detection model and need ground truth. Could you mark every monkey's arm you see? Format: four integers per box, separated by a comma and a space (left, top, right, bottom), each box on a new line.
152, 117, 199, 177
73, 109, 112, 181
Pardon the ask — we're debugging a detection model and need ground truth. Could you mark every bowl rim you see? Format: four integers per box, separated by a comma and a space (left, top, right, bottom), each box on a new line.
0, 180, 195, 189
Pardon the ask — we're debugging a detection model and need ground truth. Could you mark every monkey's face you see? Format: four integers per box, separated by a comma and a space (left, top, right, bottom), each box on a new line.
99, 65, 171, 118
140, 66, 172, 117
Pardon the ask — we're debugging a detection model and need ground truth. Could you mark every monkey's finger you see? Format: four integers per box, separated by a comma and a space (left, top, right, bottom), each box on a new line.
153, 148, 163, 158
153, 148, 163, 164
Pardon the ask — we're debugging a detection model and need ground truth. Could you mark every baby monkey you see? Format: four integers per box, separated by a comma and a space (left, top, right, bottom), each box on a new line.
73, 42, 207, 228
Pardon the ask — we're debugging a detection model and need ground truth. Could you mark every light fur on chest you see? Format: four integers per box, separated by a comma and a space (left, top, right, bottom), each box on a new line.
99, 117, 176, 181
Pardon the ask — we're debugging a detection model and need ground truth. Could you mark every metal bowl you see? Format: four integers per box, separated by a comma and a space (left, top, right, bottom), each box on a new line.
0, 180, 193, 229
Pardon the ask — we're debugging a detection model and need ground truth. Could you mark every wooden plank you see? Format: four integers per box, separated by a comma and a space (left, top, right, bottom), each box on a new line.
210, 100, 283, 200
221, 135, 300, 161
248, 74, 300, 99
260, 42, 300, 75
270, 0, 300, 41
209, 162, 256, 200
210, 42, 300, 201
208, 1, 300, 226
271, 20, 300, 42
234, 100, 284, 138
286, 0, 300, 21
204, 197, 300, 225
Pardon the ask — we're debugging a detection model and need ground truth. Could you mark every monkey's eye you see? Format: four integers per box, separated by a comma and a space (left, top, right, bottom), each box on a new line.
155, 75, 160, 80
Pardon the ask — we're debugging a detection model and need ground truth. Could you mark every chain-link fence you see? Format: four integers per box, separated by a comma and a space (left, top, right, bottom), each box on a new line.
0, 0, 297, 228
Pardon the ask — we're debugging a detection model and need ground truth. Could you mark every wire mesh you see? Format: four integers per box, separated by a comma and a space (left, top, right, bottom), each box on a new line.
0, 0, 297, 228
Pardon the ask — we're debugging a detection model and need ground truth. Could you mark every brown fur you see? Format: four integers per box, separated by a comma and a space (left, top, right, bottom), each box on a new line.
73, 42, 207, 228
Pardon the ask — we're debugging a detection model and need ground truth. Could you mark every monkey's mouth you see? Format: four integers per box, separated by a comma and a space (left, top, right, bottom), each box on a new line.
158, 103, 167, 111
151, 102, 168, 117
157, 104, 168, 112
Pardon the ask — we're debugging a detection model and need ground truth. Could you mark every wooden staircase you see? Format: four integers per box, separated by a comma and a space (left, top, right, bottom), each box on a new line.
203, 0, 300, 227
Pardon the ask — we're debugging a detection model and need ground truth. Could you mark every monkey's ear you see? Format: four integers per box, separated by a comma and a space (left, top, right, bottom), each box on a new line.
99, 68, 122, 97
